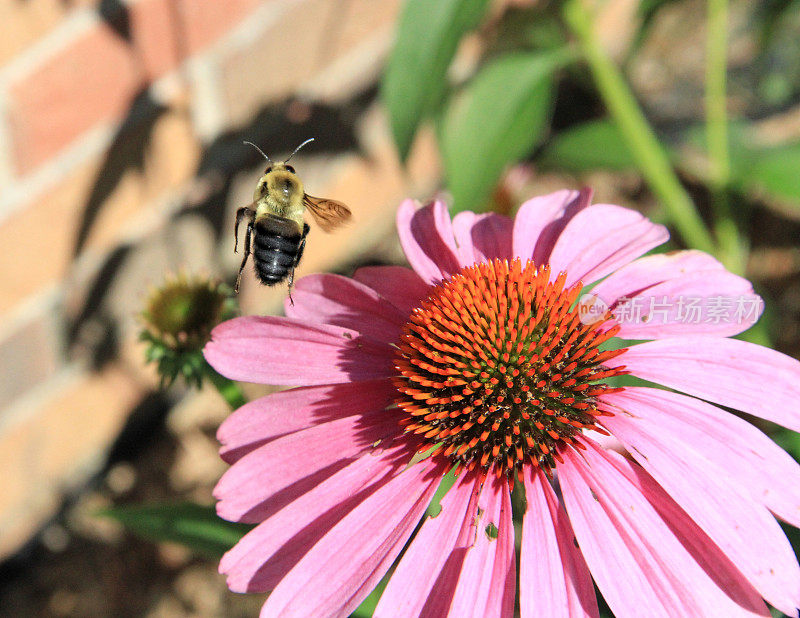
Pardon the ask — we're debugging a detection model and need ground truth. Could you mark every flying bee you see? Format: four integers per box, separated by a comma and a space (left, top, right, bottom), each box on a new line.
234, 138, 352, 300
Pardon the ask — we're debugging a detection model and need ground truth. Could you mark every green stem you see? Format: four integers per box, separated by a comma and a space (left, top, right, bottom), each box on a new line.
705, 0, 746, 273
705, 0, 730, 188
204, 362, 247, 410
564, 0, 716, 255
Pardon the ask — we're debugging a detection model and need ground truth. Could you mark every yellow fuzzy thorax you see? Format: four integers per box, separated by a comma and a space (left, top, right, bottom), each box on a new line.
253, 163, 306, 227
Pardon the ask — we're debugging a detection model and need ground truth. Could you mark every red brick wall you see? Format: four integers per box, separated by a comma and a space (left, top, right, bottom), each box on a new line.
0, 0, 441, 560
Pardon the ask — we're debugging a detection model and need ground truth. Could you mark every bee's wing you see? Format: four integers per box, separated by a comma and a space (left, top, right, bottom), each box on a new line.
303, 194, 352, 232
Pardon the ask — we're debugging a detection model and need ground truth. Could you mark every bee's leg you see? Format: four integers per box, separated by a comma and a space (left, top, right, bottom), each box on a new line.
234, 207, 255, 253
286, 225, 310, 306
294, 224, 310, 264
234, 222, 253, 293
287, 272, 295, 306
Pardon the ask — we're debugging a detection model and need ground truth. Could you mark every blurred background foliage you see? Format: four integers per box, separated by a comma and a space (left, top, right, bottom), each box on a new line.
386, 0, 800, 233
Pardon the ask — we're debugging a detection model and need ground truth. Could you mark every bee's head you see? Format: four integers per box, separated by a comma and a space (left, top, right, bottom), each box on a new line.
255, 163, 302, 200
265, 162, 295, 175
246, 138, 311, 200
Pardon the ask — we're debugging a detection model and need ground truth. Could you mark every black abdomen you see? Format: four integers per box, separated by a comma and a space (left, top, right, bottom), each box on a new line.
252, 218, 307, 286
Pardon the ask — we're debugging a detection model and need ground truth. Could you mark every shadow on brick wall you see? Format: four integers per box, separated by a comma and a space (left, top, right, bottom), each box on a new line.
0, 390, 185, 614
179, 89, 372, 246
66, 85, 377, 371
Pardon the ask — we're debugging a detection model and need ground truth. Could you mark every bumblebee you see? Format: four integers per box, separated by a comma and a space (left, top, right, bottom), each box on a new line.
234, 138, 351, 299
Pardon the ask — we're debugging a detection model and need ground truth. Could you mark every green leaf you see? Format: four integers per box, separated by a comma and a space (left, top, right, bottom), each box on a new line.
98, 502, 253, 559
441, 51, 562, 213
679, 123, 800, 218
539, 118, 637, 171
722, 126, 800, 218
742, 141, 800, 212
772, 426, 800, 463
350, 570, 391, 618
382, 0, 491, 160
488, 7, 566, 56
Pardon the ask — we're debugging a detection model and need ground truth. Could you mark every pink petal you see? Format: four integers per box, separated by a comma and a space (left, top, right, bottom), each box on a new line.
601, 387, 800, 528
397, 199, 461, 284
352, 265, 430, 317
374, 471, 481, 618
599, 389, 800, 613
220, 441, 413, 592
214, 408, 405, 523
284, 274, 408, 343
558, 444, 769, 618
547, 204, 669, 286
622, 337, 800, 432
203, 316, 394, 386
591, 250, 726, 302
559, 448, 689, 617
447, 475, 516, 618
259, 458, 441, 618
614, 450, 771, 616
610, 275, 759, 338
452, 211, 513, 266
588, 251, 760, 338
520, 467, 599, 618
582, 427, 627, 454
218, 379, 397, 463
512, 188, 592, 265
621, 455, 770, 618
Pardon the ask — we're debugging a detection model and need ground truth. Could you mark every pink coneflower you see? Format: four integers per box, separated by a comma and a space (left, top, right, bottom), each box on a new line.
204, 190, 800, 617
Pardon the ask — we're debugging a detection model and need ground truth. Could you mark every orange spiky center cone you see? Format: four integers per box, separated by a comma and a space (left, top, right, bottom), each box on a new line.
394, 258, 626, 482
